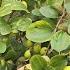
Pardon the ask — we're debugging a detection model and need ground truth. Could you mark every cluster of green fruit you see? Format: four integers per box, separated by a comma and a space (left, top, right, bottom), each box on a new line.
16, 38, 49, 68
23, 38, 48, 59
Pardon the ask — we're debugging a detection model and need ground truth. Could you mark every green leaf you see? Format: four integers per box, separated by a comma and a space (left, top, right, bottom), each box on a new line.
30, 55, 55, 70
39, 5, 58, 18
64, 0, 70, 13
0, 18, 11, 35
11, 17, 32, 32
51, 31, 70, 52
32, 8, 42, 16
0, 0, 28, 17
47, 0, 63, 6
11, 1, 28, 11
64, 3, 70, 13
26, 20, 53, 43
50, 55, 67, 70
0, 4, 12, 17
64, 0, 70, 4
0, 41, 6, 53
47, 0, 63, 11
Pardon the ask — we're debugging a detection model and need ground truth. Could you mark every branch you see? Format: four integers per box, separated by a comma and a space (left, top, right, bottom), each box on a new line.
47, 8, 66, 55
54, 8, 66, 32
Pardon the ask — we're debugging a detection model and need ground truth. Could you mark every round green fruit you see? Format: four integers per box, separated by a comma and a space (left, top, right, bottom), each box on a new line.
26, 40, 33, 47
23, 39, 33, 48
64, 66, 70, 70
24, 50, 31, 59
16, 56, 25, 65
40, 47, 48, 55
33, 44, 41, 53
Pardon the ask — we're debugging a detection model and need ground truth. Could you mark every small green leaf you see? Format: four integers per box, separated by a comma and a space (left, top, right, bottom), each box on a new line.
0, 18, 11, 35
50, 55, 67, 70
11, 1, 28, 12
26, 20, 53, 43
0, 0, 28, 17
0, 4, 12, 17
30, 55, 55, 70
32, 8, 42, 16
0, 41, 6, 53
11, 17, 32, 32
39, 5, 58, 18
51, 31, 70, 52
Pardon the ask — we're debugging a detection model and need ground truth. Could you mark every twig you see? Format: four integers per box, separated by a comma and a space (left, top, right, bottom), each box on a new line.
47, 8, 66, 55
54, 9, 66, 32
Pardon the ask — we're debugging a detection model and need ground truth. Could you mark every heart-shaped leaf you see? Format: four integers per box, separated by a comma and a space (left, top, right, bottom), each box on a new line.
0, 18, 11, 35
39, 5, 58, 18
26, 20, 53, 43
30, 55, 55, 70
0, 0, 28, 17
51, 31, 70, 52
11, 17, 32, 32
50, 55, 67, 70
0, 41, 6, 53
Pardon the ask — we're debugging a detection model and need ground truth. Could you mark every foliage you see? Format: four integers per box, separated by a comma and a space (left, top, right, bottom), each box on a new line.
0, 0, 70, 70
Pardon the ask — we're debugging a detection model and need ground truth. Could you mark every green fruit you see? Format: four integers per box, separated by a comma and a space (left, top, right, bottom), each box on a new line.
26, 40, 33, 47
23, 39, 33, 48
33, 44, 41, 53
17, 57, 25, 63
64, 66, 70, 70
40, 47, 48, 55
16, 56, 25, 65
24, 50, 31, 59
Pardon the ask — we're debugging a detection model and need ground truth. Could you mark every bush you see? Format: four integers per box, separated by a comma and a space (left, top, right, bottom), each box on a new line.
0, 0, 70, 70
